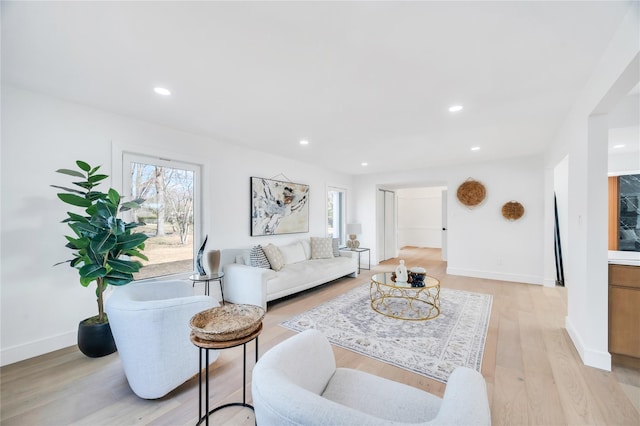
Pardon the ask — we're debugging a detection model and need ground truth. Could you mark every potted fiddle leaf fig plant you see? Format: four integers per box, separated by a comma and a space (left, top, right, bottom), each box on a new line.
52, 160, 148, 357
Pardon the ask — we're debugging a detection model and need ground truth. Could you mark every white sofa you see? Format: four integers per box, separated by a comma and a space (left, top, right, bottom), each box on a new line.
253, 329, 492, 425
220, 238, 358, 310
105, 280, 220, 399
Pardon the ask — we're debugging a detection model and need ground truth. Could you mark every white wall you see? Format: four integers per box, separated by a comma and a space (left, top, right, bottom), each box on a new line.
543, 2, 639, 371
0, 86, 353, 365
354, 155, 545, 285
397, 187, 445, 248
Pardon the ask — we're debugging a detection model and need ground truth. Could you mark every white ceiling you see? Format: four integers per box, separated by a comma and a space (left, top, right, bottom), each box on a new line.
1, 1, 636, 175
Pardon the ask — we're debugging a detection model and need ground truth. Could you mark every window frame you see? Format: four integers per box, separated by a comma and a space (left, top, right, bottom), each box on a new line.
327, 186, 347, 245
113, 146, 205, 280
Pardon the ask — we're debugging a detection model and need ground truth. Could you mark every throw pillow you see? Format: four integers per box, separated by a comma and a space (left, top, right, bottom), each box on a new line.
279, 242, 306, 265
263, 243, 285, 271
310, 237, 334, 259
332, 238, 340, 257
249, 245, 271, 269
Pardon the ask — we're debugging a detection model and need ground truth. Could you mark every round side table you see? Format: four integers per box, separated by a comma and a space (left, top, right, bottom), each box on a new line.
190, 273, 225, 305
190, 323, 262, 426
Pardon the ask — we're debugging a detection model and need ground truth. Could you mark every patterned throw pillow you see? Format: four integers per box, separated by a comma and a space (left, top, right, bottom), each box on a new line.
332, 238, 340, 257
249, 245, 271, 269
262, 243, 285, 271
310, 237, 334, 259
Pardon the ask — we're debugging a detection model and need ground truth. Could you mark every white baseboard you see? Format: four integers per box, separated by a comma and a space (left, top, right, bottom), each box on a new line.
446, 267, 543, 285
565, 316, 611, 371
543, 277, 557, 287
1, 330, 76, 367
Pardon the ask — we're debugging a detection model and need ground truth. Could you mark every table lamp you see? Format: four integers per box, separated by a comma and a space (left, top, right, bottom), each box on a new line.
346, 223, 362, 250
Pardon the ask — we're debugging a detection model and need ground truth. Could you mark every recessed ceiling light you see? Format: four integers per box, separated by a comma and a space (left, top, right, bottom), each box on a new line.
299, 140, 309, 145
361, 162, 368, 166
613, 144, 626, 149
154, 87, 171, 96
471, 146, 480, 151
449, 105, 463, 112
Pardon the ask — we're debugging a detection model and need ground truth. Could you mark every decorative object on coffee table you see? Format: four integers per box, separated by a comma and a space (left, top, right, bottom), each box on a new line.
346, 223, 362, 249
196, 235, 208, 276
502, 201, 525, 221
457, 178, 487, 208
409, 267, 427, 287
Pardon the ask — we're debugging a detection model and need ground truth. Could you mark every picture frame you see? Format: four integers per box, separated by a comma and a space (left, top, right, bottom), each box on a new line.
250, 177, 310, 236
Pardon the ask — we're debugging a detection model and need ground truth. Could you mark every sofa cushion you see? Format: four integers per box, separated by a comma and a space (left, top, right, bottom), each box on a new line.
311, 237, 334, 259
332, 238, 340, 257
250, 245, 271, 269
300, 238, 312, 260
279, 241, 306, 265
263, 243, 285, 271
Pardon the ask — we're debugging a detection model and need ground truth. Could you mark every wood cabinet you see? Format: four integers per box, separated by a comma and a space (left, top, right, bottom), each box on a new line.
609, 264, 640, 359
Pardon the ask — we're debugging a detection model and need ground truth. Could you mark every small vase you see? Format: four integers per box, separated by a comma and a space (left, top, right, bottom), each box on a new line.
207, 250, 221, 275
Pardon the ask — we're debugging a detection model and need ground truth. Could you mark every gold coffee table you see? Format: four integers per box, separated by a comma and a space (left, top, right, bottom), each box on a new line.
370, 272, 441, 321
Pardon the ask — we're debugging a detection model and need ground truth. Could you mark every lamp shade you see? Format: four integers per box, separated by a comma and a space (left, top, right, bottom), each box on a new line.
346, 223, 362, 235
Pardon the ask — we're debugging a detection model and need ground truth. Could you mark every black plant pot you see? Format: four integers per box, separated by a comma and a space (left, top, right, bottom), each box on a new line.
77, 319, 117, 358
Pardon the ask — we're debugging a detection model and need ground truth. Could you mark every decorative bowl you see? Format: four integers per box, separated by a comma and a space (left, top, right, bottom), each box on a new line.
190, 304, 265, 342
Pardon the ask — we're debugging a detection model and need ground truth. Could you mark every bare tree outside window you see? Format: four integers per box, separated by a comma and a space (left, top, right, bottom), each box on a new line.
128, 161, 196, 279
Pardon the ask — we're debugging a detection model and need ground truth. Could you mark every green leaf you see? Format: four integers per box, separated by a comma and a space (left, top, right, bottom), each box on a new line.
88, 174, 109, 184
63, 212, 90, 224
50, 185, 86, 195
80, 275, 95, 287
57, 193, 91, 208
86, 191, 107, 201
107, 258, 141, 273
124, 249, 149, 261
119, 200, 144, 211
107, 188, 120, 206
65, 235, 88, 246
112, 219, 126, 235
90, 232, 117, 254
76, 161, 91, 172
96, 200, 117, 220
79, 264, 108, 280
70, 221, 98, 235
104, 270, 134, 286
116, 233, 148, 251
56, 168, 85, 178
73, 181, 93, 190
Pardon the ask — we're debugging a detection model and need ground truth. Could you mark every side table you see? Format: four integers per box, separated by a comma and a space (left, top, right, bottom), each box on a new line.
190, 323, 262, 426
190, 273, 225, 305
341, 248, 371, 274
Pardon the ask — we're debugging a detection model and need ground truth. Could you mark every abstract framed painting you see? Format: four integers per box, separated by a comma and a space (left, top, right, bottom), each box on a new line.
250, 177, 310, 236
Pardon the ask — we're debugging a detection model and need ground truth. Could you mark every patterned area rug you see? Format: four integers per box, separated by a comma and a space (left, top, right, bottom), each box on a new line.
281, 283, 492, 383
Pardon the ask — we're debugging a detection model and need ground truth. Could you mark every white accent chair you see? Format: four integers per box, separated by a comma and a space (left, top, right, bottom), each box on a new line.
252, 329, 492, 425
105, 279, 219, 399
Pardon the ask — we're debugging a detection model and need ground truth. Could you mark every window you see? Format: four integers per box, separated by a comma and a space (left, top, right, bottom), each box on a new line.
327, 188, 346, 244
123, 153, 201, 279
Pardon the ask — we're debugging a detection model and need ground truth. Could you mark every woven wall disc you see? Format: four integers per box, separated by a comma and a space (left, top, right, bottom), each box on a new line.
502, 201, 525, 221
456, 179, 486, 208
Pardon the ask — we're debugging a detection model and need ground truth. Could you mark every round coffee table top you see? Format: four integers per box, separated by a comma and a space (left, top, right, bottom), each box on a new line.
371, 272, 439, 289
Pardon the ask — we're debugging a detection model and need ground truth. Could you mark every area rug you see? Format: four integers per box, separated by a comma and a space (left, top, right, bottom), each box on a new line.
281, 283, 492, 383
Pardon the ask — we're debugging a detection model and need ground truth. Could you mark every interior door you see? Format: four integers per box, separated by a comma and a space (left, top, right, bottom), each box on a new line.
441, 190, 448, 261
384, 190, 396, 259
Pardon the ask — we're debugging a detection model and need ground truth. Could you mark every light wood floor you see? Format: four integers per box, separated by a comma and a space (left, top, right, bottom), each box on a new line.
2, 247, 639, 425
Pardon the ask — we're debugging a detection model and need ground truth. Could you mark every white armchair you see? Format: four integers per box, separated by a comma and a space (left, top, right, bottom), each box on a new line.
105, 279, 219, 399
252, 329, 491, 425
